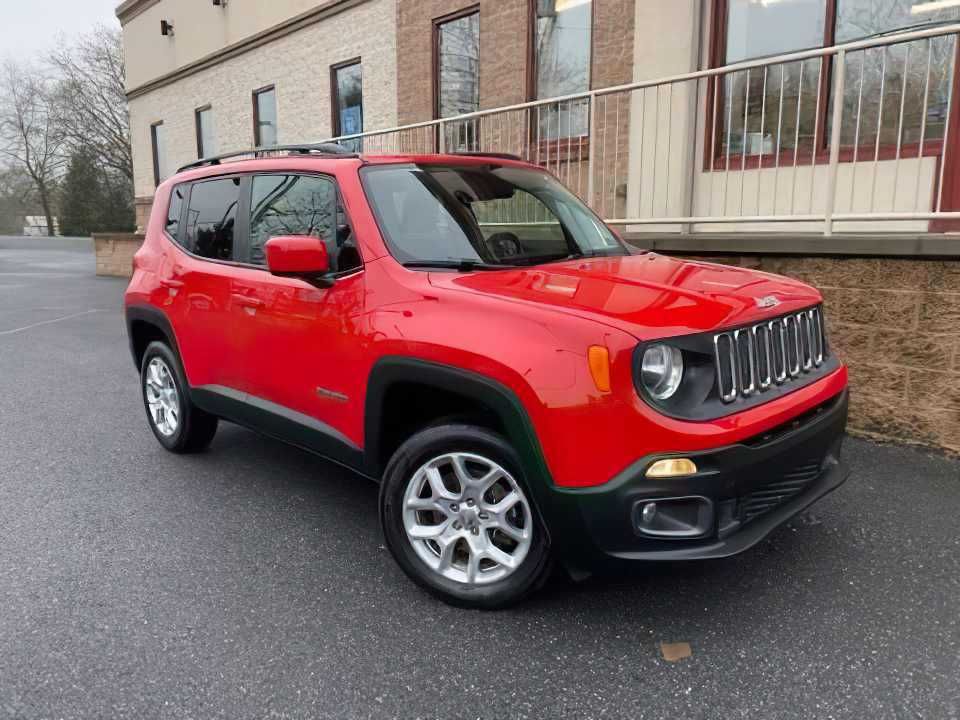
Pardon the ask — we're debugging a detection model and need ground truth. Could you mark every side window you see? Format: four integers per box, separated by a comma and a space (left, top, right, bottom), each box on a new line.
184, 178, 241, 261
249, 174, 361, 273
165, 184, 185, 241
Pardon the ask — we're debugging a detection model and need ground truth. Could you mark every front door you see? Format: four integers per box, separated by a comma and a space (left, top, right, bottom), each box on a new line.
229, 172, 368, 452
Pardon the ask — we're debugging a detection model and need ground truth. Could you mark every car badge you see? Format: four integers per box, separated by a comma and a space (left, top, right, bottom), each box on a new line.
755, 295, 780, 309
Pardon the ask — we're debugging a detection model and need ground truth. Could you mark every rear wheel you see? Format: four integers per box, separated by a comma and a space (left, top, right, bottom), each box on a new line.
380, 424, 551, 608
140, 341, 218, 453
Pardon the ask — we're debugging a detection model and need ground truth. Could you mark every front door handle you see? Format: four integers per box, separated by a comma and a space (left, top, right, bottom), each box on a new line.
231, 293, 264, 308
159, 278, 184, 289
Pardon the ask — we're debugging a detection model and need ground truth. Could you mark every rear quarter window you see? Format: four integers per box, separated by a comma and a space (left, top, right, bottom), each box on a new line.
165, 184, 185, 240
183, 177, 241, 261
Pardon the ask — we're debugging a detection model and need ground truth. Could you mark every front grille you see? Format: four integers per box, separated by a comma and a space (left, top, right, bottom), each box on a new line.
713, 306, 826, 403
739, 460, 823, 523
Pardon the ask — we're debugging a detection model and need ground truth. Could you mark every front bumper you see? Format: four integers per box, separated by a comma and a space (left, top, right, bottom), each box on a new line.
541, 388, 849, 570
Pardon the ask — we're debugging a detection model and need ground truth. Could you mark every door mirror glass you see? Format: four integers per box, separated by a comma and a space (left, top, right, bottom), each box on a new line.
264, 235, 330, 278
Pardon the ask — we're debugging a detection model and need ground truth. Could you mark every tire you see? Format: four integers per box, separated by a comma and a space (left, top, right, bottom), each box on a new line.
140, 341, 218, 453
380, 424, 552, 609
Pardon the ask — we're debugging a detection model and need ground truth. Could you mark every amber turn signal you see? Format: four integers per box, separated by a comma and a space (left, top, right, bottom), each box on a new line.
587, 345, 611, 393
645, 458, 698, 478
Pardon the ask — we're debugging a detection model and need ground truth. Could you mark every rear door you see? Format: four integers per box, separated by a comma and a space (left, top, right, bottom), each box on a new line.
160, 175, 248, 391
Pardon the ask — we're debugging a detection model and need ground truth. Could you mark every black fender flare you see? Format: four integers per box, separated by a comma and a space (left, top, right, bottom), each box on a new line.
362, 356, 578, 547
363, 357, 551, 480
125, 304, 182, 372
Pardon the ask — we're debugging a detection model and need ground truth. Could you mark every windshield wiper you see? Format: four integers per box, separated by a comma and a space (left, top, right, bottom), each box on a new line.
401, 260, 519, 272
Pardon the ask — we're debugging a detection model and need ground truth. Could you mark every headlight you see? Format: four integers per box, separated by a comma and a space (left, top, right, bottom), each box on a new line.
641, 344, 684, 400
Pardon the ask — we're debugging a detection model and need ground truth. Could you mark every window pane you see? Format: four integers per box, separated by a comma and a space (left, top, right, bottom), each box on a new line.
255, 88, 278, 147
334, 63, 363, 152
151, 123, 167, 185
833, 0, 960, 148
720, 59, 822, 157
438, 12, 479, 120
185, 178, 240, 261
725, 0, 826, 64
716, 0, 827, 158
250, 175, 337, 267
197, 107, 216, 158
166, 184, 185, 240
535, 0, 593, 139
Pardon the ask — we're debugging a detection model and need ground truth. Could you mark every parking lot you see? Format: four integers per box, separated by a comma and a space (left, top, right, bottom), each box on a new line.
1, 236, 959, 719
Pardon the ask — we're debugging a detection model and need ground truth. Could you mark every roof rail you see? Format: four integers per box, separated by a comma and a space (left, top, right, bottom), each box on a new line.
448, 151, 523, 161
176, 142, 357, 173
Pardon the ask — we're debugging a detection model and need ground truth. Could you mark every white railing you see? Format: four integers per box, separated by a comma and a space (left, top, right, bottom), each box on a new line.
326, 24, 960, 236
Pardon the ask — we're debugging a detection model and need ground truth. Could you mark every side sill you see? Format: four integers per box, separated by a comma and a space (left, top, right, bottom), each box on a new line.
192, 384, 372, 480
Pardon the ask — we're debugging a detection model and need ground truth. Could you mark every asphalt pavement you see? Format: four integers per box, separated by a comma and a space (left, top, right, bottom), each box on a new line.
1, 236, 959, 719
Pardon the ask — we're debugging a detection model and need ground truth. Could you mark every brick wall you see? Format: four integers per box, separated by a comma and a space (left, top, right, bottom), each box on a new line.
94, 234, 144, 278
687, 255, 960, 454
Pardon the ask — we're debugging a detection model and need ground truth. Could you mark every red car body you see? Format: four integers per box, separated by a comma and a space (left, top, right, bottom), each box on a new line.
125, 152, 849, 577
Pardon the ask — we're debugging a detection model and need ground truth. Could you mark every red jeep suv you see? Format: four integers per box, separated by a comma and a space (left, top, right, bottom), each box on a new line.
125, 145, 849, 608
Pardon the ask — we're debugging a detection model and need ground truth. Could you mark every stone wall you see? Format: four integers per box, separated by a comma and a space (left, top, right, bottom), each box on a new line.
684, 255, 960, 454
94, 233, 144, 278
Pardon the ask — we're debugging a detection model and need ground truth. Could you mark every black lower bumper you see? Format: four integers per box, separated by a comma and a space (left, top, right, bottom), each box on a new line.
541, 389, 850, 570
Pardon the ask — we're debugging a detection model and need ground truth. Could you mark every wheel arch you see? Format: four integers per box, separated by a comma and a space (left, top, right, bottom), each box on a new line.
125, 304, 182, 373
363, 357, 554, 490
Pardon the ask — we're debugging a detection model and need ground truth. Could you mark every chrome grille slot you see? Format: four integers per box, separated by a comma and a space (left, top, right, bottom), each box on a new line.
714, 333, 738, 403
734, 329, 756, 396
785, 315, 800, 377
713, 306, 828, 403
753, 324, 772, 390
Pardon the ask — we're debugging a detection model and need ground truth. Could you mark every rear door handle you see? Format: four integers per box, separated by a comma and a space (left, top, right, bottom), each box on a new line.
159, 278, 184, 289
231, 293, 264, 308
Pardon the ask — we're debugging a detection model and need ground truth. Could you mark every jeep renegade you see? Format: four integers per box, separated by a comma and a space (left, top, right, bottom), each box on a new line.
125, 146, 850, 608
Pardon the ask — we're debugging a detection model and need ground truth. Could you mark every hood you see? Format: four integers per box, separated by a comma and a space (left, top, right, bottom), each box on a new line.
427, 254, 822, 340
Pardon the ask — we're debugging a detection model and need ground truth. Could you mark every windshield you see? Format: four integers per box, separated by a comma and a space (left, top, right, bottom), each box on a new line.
360, 163, 627, 268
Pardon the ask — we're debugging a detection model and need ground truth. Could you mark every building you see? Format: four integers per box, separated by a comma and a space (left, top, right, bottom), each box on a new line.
23, 216, 58, 236
118, 0, 399, 229
117, 0, 960, 453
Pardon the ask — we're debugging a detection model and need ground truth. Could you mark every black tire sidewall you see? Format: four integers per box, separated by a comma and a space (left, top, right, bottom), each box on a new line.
380, 424, 551, 609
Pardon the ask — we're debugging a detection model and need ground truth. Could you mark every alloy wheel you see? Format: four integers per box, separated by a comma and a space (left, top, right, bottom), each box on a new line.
144, 357, 180, 437
401, 452, 533, 585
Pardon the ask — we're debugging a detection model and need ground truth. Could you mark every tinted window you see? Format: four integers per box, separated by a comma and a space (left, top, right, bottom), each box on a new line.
184, 178, 240, 261
254, 87, 277, 147
151, 122, 167, 186
437, 12, 479, 152
534, 0, 591, 138
196, 106, 216, 158
250, 174, 361, 273
333, 61, 363, 152
166, 184, 185, 240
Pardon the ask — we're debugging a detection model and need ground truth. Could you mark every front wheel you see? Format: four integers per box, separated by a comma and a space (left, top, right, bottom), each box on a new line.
380, 424, 552, 609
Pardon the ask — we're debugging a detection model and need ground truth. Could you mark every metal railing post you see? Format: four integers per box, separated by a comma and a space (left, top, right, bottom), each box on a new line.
587, 94, 596, 207
438, 119, 445, 154
824, 50, 846, 237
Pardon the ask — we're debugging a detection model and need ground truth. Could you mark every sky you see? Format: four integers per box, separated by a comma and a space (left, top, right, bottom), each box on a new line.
1, 0, 120, 61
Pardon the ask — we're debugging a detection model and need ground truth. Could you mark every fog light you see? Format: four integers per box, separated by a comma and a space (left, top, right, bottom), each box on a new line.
641, 502, 657, 523
645, 458, 698, 478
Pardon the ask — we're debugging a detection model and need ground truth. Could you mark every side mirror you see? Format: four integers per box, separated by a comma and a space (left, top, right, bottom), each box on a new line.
264, 235, 330, 281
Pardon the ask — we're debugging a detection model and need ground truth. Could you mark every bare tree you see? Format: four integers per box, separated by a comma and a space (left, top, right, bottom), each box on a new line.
48, 25, 132, 182
0, 60, 65, 236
